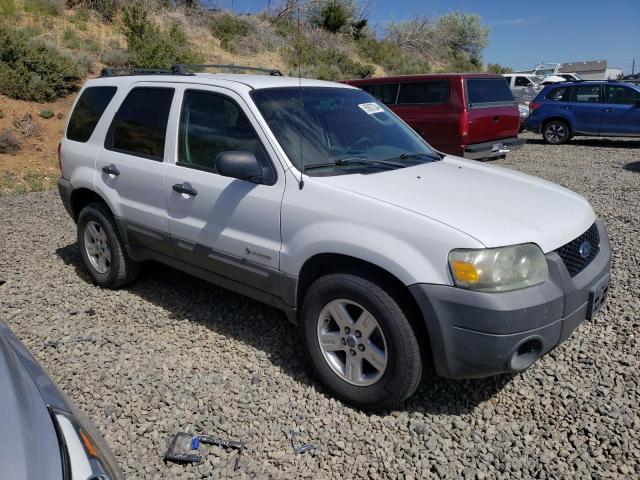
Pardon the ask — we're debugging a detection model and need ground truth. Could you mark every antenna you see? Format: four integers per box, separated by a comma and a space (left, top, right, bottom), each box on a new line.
296, 5, 304, 190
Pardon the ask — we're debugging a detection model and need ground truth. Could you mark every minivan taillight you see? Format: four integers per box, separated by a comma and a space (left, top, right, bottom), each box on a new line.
57, 141, 63, 177
459, 111, 469, 138
529, 102, 541, 113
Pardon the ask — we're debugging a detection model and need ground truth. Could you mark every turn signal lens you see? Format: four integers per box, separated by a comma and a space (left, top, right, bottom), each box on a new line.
451, 261, 479, 283
449, 244, 548, 292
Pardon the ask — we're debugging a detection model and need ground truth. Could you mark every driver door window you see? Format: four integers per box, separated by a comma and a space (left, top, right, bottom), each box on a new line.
178, 90, 275, 184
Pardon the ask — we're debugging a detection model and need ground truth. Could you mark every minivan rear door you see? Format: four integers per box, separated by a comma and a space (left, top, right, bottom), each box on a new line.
464, 77, 520, 144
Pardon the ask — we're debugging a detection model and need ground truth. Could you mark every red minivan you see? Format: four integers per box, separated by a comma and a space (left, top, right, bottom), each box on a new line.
343, 73, 524, 159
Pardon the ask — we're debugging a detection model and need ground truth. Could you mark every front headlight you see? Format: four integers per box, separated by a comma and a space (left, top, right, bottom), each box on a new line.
448, 244, 548, 292
50, 407, 123, 480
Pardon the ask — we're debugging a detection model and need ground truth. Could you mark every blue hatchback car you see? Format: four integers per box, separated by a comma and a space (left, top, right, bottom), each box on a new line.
525, 80, 640, 144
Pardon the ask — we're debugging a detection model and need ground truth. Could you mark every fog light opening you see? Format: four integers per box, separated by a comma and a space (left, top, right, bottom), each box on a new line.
510, 338, 543, 372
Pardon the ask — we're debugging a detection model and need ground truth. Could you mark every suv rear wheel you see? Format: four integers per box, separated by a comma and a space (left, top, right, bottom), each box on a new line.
77, 202, 140, 288
301, 273, 422, 410
543, 120, 570, 144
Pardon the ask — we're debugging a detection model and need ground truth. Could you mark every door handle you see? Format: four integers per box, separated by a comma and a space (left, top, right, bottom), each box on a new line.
101, 165, 120, 176
173, 183, 198, 196
605, 108, 614, 112
562, 106, 571, 110
492, 116, 499, 122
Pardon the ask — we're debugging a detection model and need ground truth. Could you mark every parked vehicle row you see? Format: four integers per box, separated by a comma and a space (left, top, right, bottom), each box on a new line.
343, 73, 524, 159
56, 66, 611, 414
525, 80, 640, 143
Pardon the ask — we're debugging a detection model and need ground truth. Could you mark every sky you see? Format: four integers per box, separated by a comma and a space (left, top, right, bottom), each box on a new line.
211, 0, 640, 74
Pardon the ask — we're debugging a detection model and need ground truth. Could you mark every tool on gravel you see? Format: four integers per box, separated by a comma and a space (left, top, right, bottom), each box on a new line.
44, 335, 97, 348
289, 430, 315, 454
164, 432, 245, 471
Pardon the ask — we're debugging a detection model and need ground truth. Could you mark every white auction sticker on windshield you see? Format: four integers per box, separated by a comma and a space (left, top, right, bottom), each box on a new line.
358, 102, 385, 115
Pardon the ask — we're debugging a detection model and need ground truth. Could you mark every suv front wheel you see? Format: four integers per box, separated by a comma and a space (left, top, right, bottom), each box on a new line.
301, 273, 422, 410
543, 120, 570, 145
77, 202, 140, 288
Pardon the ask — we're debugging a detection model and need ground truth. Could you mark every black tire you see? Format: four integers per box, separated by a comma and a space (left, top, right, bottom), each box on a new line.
77, 202, 140, 288
542, 120, 570, 145
300, 273, 422, 411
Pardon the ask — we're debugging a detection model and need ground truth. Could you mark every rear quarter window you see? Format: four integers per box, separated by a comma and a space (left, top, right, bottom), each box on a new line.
545, 87, 569, 101
66, 86, 117, 142
466, 78, 514, 108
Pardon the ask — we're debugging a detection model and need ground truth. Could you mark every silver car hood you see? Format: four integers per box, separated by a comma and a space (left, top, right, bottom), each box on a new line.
0, 322, 62, 480
314, 156, 595, 253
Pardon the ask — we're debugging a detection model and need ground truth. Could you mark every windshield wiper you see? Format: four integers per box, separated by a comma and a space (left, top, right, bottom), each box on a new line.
391, 152, 444, 162
303, 158, 406, 172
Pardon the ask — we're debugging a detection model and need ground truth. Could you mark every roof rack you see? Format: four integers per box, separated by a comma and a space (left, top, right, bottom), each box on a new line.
100, 67, 178, 77
171, 64, 283, 76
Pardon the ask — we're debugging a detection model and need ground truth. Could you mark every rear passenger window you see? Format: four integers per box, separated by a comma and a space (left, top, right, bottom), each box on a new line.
605, 85, 640, 104
546, 87, 568, 101
178, 90, 275, 184
397, 81, 449, 104
570, 85, 601, 103
105, 87, 174, 161
67, 87, 117, 142
362, 84, 399, 104
515, 76, 533, 87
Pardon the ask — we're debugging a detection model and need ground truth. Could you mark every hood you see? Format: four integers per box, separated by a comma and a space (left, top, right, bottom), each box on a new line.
313, 156, 595, 253
0, 322, 62, 480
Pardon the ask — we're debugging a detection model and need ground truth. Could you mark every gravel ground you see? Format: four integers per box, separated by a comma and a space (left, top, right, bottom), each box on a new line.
1, 133, 639, 479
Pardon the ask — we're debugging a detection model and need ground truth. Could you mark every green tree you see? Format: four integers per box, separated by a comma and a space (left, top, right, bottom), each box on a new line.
435, 12, 489, 66
486, 62, 512, 74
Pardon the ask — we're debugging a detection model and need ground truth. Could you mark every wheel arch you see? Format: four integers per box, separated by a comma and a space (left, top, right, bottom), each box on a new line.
295, 253, 431, 358
542, 116, 572, 134
70, 188, 110, 220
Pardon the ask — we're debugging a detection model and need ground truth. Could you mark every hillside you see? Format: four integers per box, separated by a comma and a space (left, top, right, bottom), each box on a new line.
0, 0, 499, 194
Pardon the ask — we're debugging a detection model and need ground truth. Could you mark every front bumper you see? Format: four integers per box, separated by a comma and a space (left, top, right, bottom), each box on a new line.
463, 137, 526, 159
410, 220, 612, 379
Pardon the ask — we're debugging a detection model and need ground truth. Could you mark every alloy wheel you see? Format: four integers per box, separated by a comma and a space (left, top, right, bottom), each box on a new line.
83, 220, 111, 274
546, 123, 566, 143
316, 299, 388, 386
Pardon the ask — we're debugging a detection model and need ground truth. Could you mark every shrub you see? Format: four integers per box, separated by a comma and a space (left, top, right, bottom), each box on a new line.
67, 0, 119, 21
357, 37, 430, 75
486, 62, 512, 74
62, 28, 82, 50
24, 0, 65, 16
313, 1, 350, 33
39, 109, 54, 119
122, 3, 202, 68
100, 45, 130, 66
0, 129, 21, 153
0, 0, 18, 19
209, 13, 251, 52
284, 32, 373, 80
24, 170, 45, 192
0, 27, 82, 102
13, 113, 43, 138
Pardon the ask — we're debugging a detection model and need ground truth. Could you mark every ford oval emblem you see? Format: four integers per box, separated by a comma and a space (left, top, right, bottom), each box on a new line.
579, 240, 592, 259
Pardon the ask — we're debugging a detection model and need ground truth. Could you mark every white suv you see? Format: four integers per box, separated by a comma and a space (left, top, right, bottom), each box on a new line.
58, 66, 611, 410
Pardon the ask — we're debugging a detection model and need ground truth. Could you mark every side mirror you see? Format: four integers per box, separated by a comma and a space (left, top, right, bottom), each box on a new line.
215, 151, 263, 182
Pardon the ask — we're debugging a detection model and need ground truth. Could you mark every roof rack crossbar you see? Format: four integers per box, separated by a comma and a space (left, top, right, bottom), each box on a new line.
171, 64, 283, 76
100, 67, 177, 77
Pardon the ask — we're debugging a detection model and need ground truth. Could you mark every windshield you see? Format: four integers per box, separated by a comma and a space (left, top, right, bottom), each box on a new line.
250, 87, 439, 176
